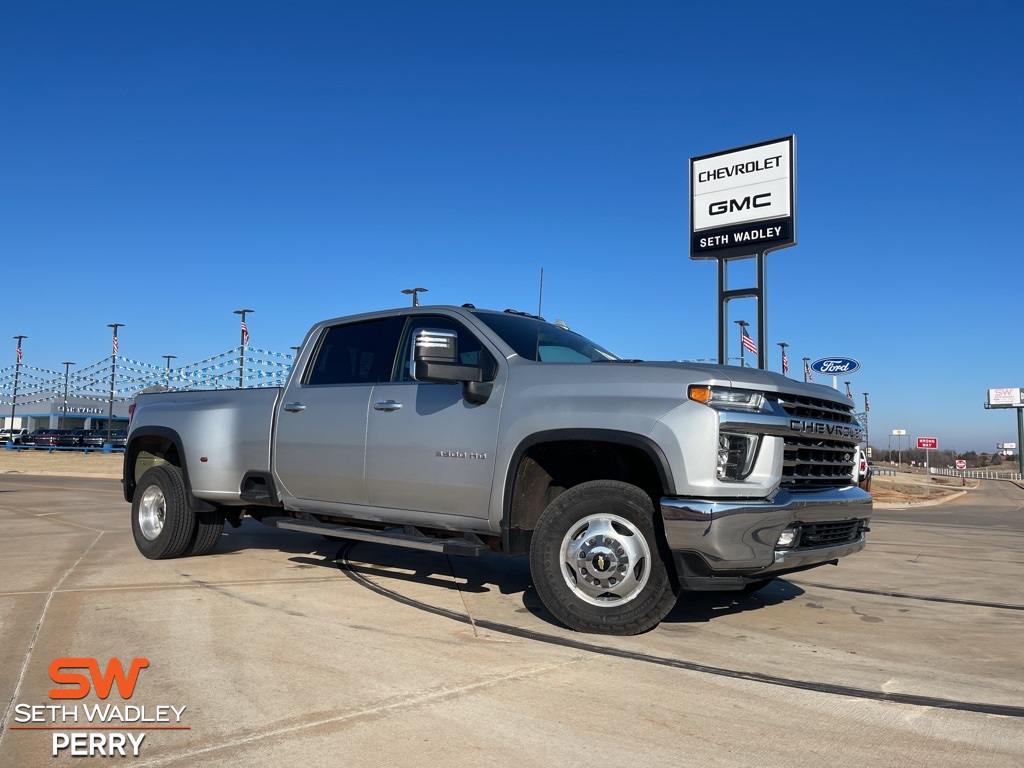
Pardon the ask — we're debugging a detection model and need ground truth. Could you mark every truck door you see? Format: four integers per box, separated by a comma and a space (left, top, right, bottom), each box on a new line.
364, 314, 504, 520
274, 316, 405, 506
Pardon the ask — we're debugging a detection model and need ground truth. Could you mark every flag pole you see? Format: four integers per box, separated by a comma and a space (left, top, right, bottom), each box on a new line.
106, 324, 124, 438
234, 308, 254, 388
734, 320, 749, 367
9, 336, 26, 441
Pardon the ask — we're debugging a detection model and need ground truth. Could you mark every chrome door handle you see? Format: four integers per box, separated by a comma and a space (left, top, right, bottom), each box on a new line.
373, 400, 403, 412
283, 402, 306, 413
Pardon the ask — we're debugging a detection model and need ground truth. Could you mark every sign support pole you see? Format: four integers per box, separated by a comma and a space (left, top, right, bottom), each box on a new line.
717, 251, 768, 368
1018, 408, 1024, 477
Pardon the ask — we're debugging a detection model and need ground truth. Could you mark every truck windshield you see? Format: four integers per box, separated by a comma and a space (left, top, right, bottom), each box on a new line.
472, 311, 619, 363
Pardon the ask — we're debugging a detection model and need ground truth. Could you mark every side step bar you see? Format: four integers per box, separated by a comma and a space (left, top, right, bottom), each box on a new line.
266, 517, 490, 557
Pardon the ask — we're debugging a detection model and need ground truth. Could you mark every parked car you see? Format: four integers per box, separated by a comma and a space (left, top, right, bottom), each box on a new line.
1, 428, 30, 444
82, 429, 128, 449
33, 429, 72, 447
58, 429, 96, 447
855, 445, 871, 491
25, 428, 49, 446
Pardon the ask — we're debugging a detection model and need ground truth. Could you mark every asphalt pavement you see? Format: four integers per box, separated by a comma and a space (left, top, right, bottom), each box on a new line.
0, 475, 1021, 767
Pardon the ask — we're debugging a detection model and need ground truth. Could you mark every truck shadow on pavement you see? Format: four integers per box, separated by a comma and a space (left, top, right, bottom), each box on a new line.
211, 521, 806, 632
667, 580, 806, 624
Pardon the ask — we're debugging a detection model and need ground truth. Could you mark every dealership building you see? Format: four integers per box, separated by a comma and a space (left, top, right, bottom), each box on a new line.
3, 394, 131, 433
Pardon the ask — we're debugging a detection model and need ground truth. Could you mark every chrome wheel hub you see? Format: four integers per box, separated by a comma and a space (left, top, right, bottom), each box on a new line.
560, 514, 651, 606
138, 485, 166, 541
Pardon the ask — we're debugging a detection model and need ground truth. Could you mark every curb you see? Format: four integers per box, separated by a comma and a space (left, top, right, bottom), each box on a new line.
873, 490, 968, 509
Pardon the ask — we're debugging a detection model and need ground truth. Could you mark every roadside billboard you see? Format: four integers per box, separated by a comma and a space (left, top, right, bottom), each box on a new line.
987, 388, 1023, 408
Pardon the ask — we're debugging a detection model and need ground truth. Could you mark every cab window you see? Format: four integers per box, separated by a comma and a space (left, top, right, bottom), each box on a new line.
305, 316, 405, 386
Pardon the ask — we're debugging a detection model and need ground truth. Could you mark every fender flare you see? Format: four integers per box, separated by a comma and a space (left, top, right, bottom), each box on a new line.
124, 427, 216, 514
500, 428, 676, 548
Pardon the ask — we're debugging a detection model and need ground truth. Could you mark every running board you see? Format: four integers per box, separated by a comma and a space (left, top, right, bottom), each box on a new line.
268, 518, 490, 557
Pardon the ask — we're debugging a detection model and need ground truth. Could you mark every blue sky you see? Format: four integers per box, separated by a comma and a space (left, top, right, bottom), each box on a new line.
1, 1, 1021, 452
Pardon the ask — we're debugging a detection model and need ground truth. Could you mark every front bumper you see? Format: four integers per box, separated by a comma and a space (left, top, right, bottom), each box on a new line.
660, 486, 871, 583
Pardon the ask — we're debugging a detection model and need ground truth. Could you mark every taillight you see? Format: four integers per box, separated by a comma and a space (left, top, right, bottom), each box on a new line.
128, 402, 137, 428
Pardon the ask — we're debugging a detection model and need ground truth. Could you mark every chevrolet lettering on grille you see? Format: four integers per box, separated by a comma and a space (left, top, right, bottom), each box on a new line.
789, 420, 862, 440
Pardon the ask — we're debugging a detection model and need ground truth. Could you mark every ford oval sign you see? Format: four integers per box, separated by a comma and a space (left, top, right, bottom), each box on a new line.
810, 357, 861, 375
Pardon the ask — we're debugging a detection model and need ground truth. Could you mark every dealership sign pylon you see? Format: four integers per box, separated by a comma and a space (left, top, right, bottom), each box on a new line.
690, 136, 796, 368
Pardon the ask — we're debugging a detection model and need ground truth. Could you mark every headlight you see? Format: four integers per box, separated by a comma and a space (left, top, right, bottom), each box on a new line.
689, 385, 765, 411
717, 433, 760, 481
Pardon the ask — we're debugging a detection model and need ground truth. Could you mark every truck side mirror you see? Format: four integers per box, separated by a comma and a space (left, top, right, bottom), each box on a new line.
412, 329, 483, 384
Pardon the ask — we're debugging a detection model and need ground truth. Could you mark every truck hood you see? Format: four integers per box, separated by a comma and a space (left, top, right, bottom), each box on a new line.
630, 360, 855, 407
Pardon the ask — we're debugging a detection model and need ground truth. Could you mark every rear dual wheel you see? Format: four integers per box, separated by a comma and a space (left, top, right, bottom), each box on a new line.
131, 465, 224, 559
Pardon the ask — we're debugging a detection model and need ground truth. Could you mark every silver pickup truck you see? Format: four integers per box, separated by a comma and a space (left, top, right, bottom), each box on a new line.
124, 305, 871, 635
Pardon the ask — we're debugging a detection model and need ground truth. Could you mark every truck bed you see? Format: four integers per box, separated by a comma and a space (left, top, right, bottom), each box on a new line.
130, 387, 282, 503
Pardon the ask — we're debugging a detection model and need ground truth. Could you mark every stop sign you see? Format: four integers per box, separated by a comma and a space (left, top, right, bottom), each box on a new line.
956, 460, 967, 470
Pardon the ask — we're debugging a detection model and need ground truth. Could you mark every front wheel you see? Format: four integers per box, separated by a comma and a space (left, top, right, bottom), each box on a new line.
131, 465, 197, 560
529, 480, 679, 635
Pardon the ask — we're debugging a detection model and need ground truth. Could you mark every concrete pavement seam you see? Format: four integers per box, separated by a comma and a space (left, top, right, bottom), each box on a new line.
129, 659, 587, 767
0, 531, 104, 744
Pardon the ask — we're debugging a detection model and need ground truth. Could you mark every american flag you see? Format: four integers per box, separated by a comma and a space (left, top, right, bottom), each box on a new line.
804, 360, 813, 382
16, 345, 23, 363
241, 320, 250, 347
845, 382, 853, 399
865, 394, 870, 412
782, 353, 789, 375
112, 335, 119, 355
741, 327, 757, 355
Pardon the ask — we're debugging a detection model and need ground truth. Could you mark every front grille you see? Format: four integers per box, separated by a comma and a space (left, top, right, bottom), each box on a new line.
769, 392, 860, 490
769, 392, 858, 424
782, 437, 856, 489
797, 519, 862, 548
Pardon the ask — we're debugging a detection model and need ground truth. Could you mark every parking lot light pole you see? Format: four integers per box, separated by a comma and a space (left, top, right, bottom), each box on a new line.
9, 336, 26, 439
106, 324, 124, 437
162, 355, 177, 389
777, 342, 789, 376
61, 361, 75, 430
734, 320, 749, 367
862, 392, 870, 456
234, 309, 254, 388
401, 287, 427, 307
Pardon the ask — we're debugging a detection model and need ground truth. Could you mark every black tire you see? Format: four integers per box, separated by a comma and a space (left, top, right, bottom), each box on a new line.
186, 509, 226, 556
131, 465, 197, 560
529, 480, 679, 635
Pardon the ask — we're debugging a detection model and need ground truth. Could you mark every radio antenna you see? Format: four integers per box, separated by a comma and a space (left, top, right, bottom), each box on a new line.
535, 267, 544, 362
